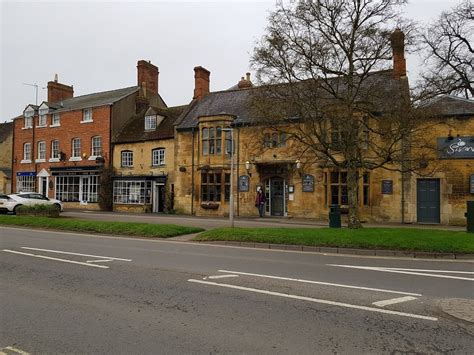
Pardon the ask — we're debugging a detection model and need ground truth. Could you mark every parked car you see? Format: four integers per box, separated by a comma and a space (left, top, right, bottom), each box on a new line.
0, 194, 13, 214
3, 192, 63, 214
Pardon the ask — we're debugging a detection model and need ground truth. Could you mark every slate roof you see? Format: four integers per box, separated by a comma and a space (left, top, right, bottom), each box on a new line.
425, 95, 474, 117
176, 70, 408, 130
47, 86, 140, 113
0, 122, 13, 143
0, 168, 12, 179
114, 105, 187, 144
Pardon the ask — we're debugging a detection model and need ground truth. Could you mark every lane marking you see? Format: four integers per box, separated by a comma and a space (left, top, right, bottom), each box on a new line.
373, 296, 418, 307
188, 279, 437, 322
2, 249, 109, 269
3, 346, 30, 355
218, 269, 422, 296
370, 267, 474, 275
329, 264, 474, 281
206, 275, 239, 280
21, 247, 132, 262
86, 259, 113, 263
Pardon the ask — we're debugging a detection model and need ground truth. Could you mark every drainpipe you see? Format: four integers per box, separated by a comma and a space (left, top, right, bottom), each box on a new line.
236, 126, 240, 216
191, 127, 195, 215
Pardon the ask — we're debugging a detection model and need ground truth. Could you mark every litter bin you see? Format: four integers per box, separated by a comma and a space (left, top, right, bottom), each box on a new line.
466, 201, 474, 233
329, 204, 341, 228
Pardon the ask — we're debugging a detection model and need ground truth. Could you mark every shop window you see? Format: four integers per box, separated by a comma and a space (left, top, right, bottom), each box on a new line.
113, 180, 152, 204
121, 150, 133, 167
16, 175, 35, 192
55, 175, 99, 203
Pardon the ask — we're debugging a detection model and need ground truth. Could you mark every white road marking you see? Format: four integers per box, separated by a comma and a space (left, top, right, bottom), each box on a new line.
206, 274, 239, 280
373, 296, 418, 307
2, 249, 109, 269
188, 279, 437, 322
86, 259, 113, 263
374, 267, 474, 274
3, 346, 30, 354
218, 269, 422, 296
21, 247, 132, 262
329, 264, 474, 281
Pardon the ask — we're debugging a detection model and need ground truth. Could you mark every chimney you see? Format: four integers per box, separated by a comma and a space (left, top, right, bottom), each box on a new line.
390, 28, 406, 79
238, 72, 253, 89
137, 60, 159, 95
193, 66, 210, 100
47, 74, 73, 103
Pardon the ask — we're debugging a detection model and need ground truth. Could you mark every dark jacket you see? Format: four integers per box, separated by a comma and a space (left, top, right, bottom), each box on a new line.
255, 191, 266, 205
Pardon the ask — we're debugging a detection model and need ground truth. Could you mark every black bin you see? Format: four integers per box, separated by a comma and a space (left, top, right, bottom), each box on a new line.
329, 204, 341, 228
466, 201, 474, 233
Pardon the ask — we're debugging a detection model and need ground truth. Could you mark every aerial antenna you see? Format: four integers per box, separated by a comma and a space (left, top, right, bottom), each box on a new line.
22, 82, 39, 105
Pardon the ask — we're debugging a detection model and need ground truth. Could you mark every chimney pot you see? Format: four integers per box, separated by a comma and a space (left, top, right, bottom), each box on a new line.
193, 66, 210, 100
54, 73, 58, 82
246, 72, 250, 81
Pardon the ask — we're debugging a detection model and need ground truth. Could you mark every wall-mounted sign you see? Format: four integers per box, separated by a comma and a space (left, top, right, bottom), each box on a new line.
16, 171, 35, 177
438, 137, 474, 159
288, 185, 294, 193
470, 175, 474, 194
302, 174, 314, 192
382, 180, 393, 194
239, 175, 250, 192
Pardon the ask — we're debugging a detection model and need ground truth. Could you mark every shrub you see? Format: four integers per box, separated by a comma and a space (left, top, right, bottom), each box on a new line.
16, 204, 60, 218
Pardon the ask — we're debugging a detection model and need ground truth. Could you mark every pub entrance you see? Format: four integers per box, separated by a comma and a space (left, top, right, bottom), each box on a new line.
265, 177, 287, 216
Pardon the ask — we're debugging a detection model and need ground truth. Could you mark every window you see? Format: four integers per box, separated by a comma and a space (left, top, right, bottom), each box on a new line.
72, 138, 81, 158
331, 119, 342, 147
330, 171, 348, 205
16, 175, 35, 192
145, 115, 157, 131
225, 129, 233, 155
152, 148, 165, 166
202, 126, 223, 155
113, 180, 152, 204
201, 172, 221, 202
263, 132, 286, 148
51, 140, 60, 159
363, 172, 370, 206
23, 143, 31, 161
224, 173, 231, 202
24, 115, 33, 129
82, 108, 93, 122
52, 113, 60, 126
37, 141, 46, 160
55, 175, 99, 203
121, 150, 133, 167
38, 110, 47, 127
91, 136, 102, 156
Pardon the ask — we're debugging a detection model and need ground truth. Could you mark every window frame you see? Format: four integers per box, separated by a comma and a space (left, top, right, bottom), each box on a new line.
37, 140, 46, 160
51, 113, 60, 126
71, 138, 81, 158
91, 136, 102, 157
82, 108, 93, 123
152, 148, 165, 166
145, 115, 157, 131
23, 142, 32, 161
51, 140, 60, 159
38, 109, 48, 127
121, 150, 133, 167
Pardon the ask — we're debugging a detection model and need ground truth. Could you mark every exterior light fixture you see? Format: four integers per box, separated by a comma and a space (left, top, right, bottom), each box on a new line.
245, 160, 252, 176
296, 159, 302, 170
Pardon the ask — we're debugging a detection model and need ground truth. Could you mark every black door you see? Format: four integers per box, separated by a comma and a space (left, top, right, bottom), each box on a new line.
271, 178, 284, 216
417, 179, 440, 223
41, 178, 47, 197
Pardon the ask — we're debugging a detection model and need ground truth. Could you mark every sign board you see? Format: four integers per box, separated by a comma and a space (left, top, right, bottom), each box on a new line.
16, 171, 35, 177
471, 175, 474, 194
382, 180, 393, 194
437, 137, 474, 159
238, 175, 249, 192
302, 174, 314, 192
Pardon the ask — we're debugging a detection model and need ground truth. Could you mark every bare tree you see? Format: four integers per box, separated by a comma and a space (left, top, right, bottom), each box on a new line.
416, 0, 473, 101
250, 0, 433, 228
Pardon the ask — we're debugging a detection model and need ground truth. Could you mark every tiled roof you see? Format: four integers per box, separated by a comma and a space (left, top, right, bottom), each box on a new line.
0, 122, 13, 143
114, 105, 187, 143
426, 95, 474, 116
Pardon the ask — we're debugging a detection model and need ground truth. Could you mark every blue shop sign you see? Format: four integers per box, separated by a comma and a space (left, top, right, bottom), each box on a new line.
438, 136, 474, 159
16, 171, 36, 177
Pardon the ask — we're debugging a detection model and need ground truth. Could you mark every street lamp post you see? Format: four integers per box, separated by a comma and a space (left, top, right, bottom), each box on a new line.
223, 128, 235, 228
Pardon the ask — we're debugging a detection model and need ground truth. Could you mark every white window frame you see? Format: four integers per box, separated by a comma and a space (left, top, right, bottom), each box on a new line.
36, 141, 46, 162
22, 142, 32, 163
24, 114, 33, 129
70, 138, 82, 161
38, 109, 48, 127
55, 175, 99, 203
121, 151, 133, 167
50, 140, 60, 162
90, 136, 102, 158
152, 148, 165, 166
113, 180, 152, 205
51, 113, 61, 127
16, 175, 35, 192
145, 115, 157, 131
81, 108, 93, 123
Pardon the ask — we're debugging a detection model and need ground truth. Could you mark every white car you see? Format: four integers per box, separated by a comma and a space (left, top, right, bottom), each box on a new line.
1, 192, 63, 214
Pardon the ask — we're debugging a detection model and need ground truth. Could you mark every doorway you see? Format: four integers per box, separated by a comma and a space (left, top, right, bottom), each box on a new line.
265, 177, 286, 216
40, 177, 48, 197
153, 183, 165, 213
417, 179, 440, 223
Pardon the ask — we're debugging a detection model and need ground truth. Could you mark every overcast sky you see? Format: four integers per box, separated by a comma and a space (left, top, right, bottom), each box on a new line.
1, 0, 461, 122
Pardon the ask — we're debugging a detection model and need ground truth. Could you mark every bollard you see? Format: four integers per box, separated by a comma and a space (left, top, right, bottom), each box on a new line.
466, 201, 474, 233
329, 204, 341, 228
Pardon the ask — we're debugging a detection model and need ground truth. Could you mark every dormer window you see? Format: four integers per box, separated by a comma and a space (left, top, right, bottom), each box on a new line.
24, 108, 34, 128
145, 115, 157, 131
38, 109, 48, 127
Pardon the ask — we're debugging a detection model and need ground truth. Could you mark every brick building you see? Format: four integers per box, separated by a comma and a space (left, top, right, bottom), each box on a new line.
11, 60, 166, 209
0, 121, 13, 193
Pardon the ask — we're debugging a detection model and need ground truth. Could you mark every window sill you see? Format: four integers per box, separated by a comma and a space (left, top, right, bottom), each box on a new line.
36, 125, 47, 129
121, 165, 134, 168
35, 159, 46, 163
151, 164, 166, 168
22, 127, 32, 130
88, 155, 102, 161
80, 120, 94, 124
20, 159, 32, 164
50, 124, 61, 128
49, 158, 60, 163
69, 157, 82, 162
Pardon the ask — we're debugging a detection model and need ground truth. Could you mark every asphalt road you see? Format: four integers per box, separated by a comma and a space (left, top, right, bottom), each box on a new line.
1, 226, 473, 354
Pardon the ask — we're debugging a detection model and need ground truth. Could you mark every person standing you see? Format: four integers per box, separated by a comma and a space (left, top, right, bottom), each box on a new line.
255, 186, 266, 217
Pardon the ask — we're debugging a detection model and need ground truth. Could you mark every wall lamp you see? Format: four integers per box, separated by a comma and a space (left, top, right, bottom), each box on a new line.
245, 160, 252, 176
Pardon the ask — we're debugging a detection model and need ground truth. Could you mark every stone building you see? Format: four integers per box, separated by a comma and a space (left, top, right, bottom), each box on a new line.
11, 60, 165, 209
0, 121, 13, 193
112, 105, 186, 213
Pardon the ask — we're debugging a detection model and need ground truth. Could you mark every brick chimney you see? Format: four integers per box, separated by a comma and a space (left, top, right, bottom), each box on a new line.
193, 66, 210, 100
390, 28, 406, 79
237, 72, 253, 89
137, 60, 159, 95
47, 74, 73, 103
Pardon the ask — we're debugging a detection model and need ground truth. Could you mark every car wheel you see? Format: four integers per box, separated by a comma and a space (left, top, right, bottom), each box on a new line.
13, 205, 23, 215
53, 203, 61, 212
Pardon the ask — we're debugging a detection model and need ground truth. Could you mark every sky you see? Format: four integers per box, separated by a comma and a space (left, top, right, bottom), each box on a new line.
0, 0, 461, 123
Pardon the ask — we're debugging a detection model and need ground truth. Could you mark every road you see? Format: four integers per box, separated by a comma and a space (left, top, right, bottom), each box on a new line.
1, 226, 473, 354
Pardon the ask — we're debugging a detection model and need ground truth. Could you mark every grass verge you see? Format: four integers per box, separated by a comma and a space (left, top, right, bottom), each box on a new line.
0, 215, 204, 238
193, 227, 474, 253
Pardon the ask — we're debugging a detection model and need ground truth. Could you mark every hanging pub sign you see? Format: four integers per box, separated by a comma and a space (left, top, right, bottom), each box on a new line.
470, 175, 474, 194
382, 180, 393, 194
302, 174, 314, 192
437, 137, 474, 159
238, 175, 250, 192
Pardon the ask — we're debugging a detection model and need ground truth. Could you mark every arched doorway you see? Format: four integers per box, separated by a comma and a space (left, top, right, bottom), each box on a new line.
265, 177, 287, 216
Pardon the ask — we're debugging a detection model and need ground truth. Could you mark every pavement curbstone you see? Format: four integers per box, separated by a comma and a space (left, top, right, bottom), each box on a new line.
319, 247, 339, 254
254, 243, 271, 249
284, 245, 303, 251
414, 252, 438, 259
374, 250, 396, 257
269, 244, 287, 250
434, 253, 456, 259
225, 241, 242, 247
240, 242, 256, 248
455, 253, 474, 259
302, 246, 321, 253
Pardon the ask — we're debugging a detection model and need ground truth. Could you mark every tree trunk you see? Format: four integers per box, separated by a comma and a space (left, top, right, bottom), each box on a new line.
347, 167, 362, 229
